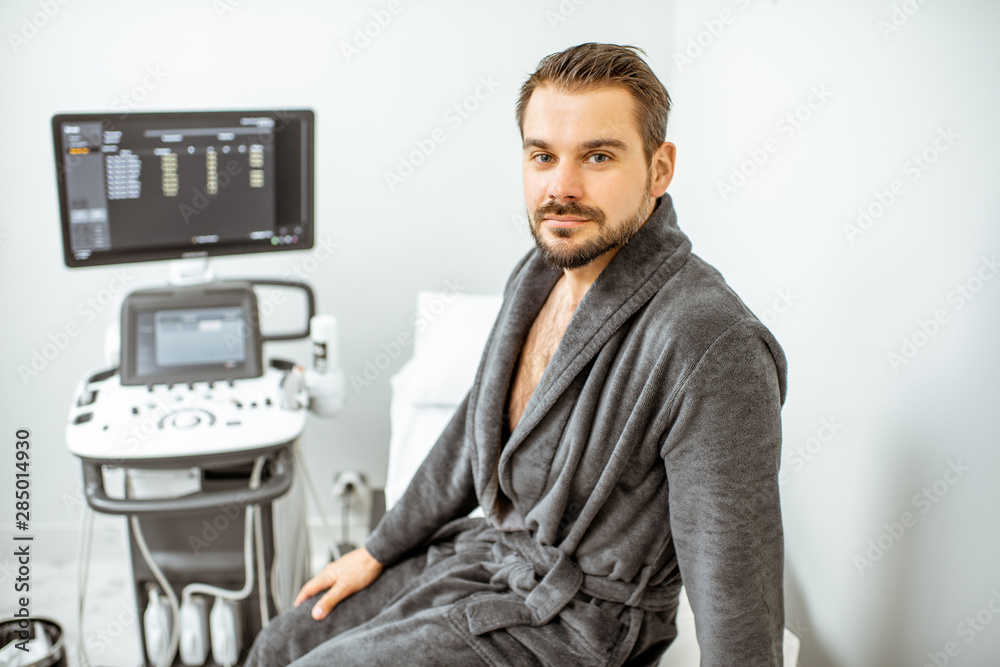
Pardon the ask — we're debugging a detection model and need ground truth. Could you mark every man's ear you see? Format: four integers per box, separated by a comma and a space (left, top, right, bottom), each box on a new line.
650, 141, 676, 196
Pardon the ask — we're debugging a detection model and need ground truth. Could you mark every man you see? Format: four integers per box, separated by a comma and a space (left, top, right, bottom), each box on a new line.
247, 43, 787, 666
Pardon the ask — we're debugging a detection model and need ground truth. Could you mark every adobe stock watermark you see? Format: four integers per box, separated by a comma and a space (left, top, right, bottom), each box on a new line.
384, 75, 501, 192
545, 0, 589, 30
111, 64, 169, 118
350, 279, 467, 393
176, 109, 297, 223
196, 233, 343, 354
212, 0, 244, 20
282, 233, 341, 284
53, 66, 170, 186
117, 393, 179, 458
178, 114, 293, 223
922, 588, 1000, 666
59, 479, 88, 515
339, 0, 411, 63
215, 233, 343, 350
188, 493, 256, 554
49, 67, 169, 202
179, 158, 243, 224
217, 285, 315, 357
778, 416, 844, 485
887, 254, 997, 372
17, 269, 136, 386
877, 0, 932, 40
757, 287, 798, 326
853, 459, 970, 575
7, 0, 72, 53
716, 84, 834, 202
843, 126, 958, 244
510, 211, 531, 235
84, 600, 140, 658
673, 0, 754, 72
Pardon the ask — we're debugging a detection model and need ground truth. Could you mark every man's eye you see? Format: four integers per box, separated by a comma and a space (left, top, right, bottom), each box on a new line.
534, 154, 554, 163
588, 153, 610, 164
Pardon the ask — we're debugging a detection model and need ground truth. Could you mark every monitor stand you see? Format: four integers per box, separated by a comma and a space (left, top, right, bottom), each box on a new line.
168, 257, 215, 286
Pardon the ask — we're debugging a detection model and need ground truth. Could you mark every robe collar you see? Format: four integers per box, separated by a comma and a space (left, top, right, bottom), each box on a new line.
470, 193, 693, 487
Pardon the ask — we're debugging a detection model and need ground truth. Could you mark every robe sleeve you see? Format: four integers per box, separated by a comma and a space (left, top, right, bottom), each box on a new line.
364, 250, 535, 566
364, 390, 479, 567
660, 319, 786, 667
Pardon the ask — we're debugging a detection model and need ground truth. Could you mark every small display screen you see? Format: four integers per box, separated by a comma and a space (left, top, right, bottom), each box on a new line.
135, 306, 248, 379
120, 282, 263, 386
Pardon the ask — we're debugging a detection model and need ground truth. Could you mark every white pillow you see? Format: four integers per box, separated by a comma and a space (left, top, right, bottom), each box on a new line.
404, 291, 503, 406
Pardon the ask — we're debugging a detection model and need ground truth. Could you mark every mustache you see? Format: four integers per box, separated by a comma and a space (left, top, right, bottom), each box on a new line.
532, 201, 605, 225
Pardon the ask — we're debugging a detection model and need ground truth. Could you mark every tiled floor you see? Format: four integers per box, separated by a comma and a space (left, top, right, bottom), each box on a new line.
3, 546, 141, 666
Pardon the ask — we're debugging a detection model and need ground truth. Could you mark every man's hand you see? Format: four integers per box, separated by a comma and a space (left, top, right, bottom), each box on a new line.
293, 547, 384, 621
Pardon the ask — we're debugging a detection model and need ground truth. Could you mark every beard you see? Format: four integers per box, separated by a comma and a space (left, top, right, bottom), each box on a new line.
528, 176, 653, 271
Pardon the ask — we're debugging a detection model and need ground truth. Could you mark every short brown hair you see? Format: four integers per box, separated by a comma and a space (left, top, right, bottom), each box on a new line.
516, 43, 672, 163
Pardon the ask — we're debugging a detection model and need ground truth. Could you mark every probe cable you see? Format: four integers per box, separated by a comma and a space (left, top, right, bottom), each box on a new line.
75, 503, 94, 667
295, 439, 342, 561
125, 455, 265, 667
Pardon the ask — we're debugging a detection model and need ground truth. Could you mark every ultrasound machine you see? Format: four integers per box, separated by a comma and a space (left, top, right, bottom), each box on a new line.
52, 109, 342, 667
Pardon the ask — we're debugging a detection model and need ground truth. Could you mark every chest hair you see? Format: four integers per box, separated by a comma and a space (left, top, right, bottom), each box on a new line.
507, 277, 580, 432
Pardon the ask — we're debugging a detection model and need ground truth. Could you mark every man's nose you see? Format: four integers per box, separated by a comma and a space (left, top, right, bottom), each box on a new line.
546, 162, 584, 202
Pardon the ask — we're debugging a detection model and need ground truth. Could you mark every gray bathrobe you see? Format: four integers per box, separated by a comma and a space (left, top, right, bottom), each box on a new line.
247, 193, 787, 666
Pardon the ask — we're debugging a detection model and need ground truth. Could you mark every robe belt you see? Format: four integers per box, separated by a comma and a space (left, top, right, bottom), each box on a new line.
463, 530, 681, 636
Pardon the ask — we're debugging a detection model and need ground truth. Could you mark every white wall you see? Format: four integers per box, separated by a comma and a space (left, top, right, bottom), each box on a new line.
668, 1, 1000, 665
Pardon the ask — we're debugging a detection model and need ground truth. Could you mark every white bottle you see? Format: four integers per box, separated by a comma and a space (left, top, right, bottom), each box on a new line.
143, 588, 172, 667
209, 597, 243, 667
306, 314, 345, 416
179, 595, 210, 666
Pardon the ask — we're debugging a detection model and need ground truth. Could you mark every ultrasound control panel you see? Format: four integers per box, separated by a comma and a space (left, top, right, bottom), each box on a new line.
66, 362, 307, 462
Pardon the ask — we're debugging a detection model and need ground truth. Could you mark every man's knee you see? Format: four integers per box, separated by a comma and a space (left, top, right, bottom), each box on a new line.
245, 554, 428, 664
246, 597, 322, 665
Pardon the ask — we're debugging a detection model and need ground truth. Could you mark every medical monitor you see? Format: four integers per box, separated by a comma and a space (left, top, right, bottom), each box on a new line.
52, 109, 314, 268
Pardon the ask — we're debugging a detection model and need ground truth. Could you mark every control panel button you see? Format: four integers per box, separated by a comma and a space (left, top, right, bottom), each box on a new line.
173, 413, 201, 429
158, 409, 216, 430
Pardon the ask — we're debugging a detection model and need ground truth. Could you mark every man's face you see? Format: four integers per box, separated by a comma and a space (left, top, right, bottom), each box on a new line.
521, 85, 657, 270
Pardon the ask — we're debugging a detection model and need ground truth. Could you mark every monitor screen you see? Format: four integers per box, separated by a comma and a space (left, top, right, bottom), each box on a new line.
52, 109, 314, 267
120, 283, 262, 385
143, 307, 248, 371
